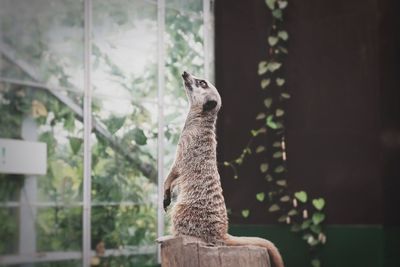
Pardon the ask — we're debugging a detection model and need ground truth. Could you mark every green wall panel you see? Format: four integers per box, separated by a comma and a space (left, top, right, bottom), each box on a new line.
229, 224, 399, 267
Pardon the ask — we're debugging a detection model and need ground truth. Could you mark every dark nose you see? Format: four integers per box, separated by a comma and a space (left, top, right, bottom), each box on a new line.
182, 71, 189, 79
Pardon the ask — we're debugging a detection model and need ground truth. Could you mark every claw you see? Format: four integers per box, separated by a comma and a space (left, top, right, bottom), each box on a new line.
163, 190, 171, 211
163, 198, 171, 211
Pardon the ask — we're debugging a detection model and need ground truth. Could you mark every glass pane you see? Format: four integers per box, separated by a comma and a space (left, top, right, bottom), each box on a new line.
91, 1, 159, 264
36, 207, 82, 252
91, 94, 158, 264
0, 208, 18, 254
163, 105, 186, 173
0, 80, 83, 263
165, 0, 205, 106
92, 0, 158, 100
0, 0, 214, 266
0, 0, 84, 93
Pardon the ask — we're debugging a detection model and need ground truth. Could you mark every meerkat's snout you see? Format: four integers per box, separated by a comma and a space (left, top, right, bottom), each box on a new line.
182, 71, 193, 91
182, 71, 189, 79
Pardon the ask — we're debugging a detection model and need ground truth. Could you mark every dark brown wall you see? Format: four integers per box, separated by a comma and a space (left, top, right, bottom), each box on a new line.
379, 0, 400, 226
216, 0, 400, 225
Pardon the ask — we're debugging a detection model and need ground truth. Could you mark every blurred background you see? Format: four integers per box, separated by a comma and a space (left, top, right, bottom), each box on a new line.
0, 0, 399, 267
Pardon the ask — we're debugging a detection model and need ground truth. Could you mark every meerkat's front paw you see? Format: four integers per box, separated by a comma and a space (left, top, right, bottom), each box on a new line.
163, 190, 171, 211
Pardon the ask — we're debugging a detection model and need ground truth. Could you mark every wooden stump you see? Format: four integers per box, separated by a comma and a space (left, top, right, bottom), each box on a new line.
157, 236, 271, 267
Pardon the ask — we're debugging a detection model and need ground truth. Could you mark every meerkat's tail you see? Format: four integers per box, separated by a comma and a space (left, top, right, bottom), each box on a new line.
224, 234, 284, 267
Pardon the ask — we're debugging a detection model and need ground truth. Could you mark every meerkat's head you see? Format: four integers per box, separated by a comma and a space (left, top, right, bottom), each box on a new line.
181, 71, 221, 114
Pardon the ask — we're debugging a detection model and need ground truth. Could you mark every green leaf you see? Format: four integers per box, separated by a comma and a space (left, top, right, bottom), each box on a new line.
268, 36, 279, 46
288, 209, 298, 216
105, 116, 126, 134
265, 174, 273, 182
280, 195, 290, 202
294, 191, 308, 203
311, 259, 321, 267
269, 204, 280, 212
260, 163, 269, 173
276, 78, 285, 86
272, 9, 282, 19
241, 209, 250, 218
256, 113, 266, 120
278, 215, 287, 222
307, 235, 320, 246
312, 198, 326, 210
256, 146, 266, 153
301, 219, 312, 230
268, 62, 282, 72
131, 128, 147, 145
275, 109, 285, 117
235, 157, 243, 165
256, 192, 265, 202
276, 179, 287, 187
310, 224, 322, 234
278, 31, 289, 41
59, 75, 72, 88
312, 212, 326, 225
258, 61, 268, 75
273, 141, 281, 148
69, 137, 83, 155
63, 113, 75, 131
302, 233, 312, 241
261, 79, 270, 89
251, 127, 267, 136
264, 98, 273, 108
265, 0, 276, 10
274, 165, 285, 173
281, 92, 291, 99
278, 1, 288, 9
266, 115, 278, 129
273, 151, 282, 158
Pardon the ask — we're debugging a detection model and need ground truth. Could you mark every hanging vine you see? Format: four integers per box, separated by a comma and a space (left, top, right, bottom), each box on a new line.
223, 1, 327, 266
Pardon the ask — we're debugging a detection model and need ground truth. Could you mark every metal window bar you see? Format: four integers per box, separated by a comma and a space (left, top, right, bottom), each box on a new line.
203, 0, 215, 82
203, 0, 210, 80
156, 0, 166, 264
82, 0, 92, 266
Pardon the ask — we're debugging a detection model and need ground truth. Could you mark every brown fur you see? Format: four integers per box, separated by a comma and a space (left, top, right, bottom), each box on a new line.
163, 72, 284, 267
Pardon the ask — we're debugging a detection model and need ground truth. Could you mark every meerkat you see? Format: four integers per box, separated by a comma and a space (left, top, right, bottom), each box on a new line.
163, 71, 284, 267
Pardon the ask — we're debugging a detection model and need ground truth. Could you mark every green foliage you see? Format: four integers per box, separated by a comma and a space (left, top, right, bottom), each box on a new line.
129, 128, 147, 146
260, 163, 269, 173
222, 1, 328, 266
269, 204, 280, 212
295, 191, 308, 203
312, 198, 326, 210
256, 192, 265, 202
241, 209, 250, 218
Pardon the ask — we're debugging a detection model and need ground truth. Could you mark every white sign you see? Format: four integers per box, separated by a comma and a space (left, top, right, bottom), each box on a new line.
0, 138, 47, 175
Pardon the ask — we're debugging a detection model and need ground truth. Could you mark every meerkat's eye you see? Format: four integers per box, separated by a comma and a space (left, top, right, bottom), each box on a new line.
199, 80, 208, 88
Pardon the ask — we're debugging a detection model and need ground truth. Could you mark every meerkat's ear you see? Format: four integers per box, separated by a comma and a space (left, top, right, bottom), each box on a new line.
203, 100, 218, 112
